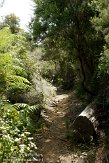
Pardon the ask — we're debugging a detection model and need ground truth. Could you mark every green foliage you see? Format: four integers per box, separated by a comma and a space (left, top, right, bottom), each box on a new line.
12, 31, 30, 58
90, 0, 109, 78
0, 100, 38, 162
97, 56, 109, 76
0, 25, 45, 162
0, 27, 14, 53
0, 52, 31, 94
31, 0, 104, 92
7, 75, 31, 91
91, 0, 109, 31
13, 103, 41, 131
0, 27, 31, 98
0, 13, 20, 33
0, 53, 13, 92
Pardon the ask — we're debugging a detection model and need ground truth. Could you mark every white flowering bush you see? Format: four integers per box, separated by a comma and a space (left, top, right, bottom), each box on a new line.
0, 100, 38, 163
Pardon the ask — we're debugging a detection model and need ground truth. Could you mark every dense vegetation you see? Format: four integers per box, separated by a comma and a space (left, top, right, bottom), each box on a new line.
0, 14, 42, 162
31, 0, 102, 92
30, 0, 109, 95
1, 0, 109, 162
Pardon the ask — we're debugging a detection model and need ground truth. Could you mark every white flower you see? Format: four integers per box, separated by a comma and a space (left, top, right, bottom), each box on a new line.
27, 147, 30, 150
21, 133, 25, 137
14, 138, 21, 142
24, 132, 30, 135
30, 142, 36, 148
19, 144, 26, 154
28, 137, 33, 140
19, 144, 26, 148
34, 146, 37, 150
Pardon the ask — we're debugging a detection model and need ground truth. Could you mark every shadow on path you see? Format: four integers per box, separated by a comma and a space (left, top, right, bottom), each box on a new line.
35, 91, 85, 163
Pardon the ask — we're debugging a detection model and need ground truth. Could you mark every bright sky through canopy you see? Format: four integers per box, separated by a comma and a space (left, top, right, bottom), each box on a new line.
0, 0, 34, 30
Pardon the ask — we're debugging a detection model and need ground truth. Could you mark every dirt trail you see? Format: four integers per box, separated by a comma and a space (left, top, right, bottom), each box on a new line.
35, 91, 85, 163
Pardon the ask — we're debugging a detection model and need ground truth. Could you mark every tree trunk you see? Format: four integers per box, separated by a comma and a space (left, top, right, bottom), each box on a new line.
72, 101, 98, 143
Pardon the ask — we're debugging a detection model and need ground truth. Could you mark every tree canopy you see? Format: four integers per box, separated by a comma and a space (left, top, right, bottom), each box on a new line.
0, 14, 20, 33
30, 0, 104, 93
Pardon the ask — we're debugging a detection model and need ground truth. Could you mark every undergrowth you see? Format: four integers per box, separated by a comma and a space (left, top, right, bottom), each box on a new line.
0, 98, 42, 162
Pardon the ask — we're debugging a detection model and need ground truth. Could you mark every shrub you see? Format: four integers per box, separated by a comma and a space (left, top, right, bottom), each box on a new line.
0, 100, 38, 162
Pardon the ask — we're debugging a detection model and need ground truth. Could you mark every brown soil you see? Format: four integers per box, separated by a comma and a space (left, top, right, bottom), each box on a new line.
35, 91, 87, 163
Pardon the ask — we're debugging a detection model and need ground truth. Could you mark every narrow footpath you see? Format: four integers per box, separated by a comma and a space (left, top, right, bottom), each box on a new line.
35, 91, 87, 163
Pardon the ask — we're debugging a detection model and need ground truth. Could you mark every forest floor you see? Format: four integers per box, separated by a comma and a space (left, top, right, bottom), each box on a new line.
35, 90, 95, 163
